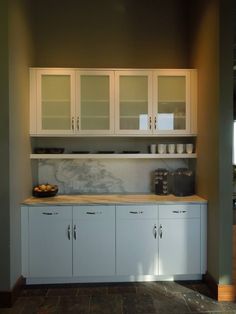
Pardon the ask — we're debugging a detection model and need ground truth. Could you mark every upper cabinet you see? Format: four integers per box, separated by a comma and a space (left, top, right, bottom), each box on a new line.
30, 68, 197, 136
30, 69, 114, 135
77, 71, 114, 134
153, 70, 191, 135
115, 70, 153, 135
30, 69, 76, 135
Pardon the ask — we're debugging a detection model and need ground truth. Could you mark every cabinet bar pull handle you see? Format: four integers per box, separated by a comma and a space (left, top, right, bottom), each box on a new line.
42, 212, 58, 215
149, 116, 152, 130
129, 211, 143, 214
86, 211, 102, 215
159, 224, 163, 239
72, 117, 75, 130
153, 224, 157, 239
172, 210, 187, 214
73, 225, 77, 240
173, 210, 179, 213
77, 116, 80, 130
67, 225, 71, 240
154, 116, 157, 130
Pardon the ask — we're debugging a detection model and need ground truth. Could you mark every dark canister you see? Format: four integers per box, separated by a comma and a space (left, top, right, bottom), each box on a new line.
172, 168, 195, 196
154, 168, 169, 195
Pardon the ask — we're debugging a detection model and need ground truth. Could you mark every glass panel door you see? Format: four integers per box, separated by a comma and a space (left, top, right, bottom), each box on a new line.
80, 76, 110, 130
116, 71, 152, 134
38, 71, 74, 134
154, 71, 190, 134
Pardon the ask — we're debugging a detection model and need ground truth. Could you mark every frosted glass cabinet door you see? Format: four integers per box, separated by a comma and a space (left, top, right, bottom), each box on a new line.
77, 71, 114, 134
153, 70, 190, 134
36, 70, 75, 134
115, 71, 152, 134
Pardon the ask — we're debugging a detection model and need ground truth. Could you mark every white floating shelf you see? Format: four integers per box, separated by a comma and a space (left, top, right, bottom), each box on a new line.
30, 153, 197, 159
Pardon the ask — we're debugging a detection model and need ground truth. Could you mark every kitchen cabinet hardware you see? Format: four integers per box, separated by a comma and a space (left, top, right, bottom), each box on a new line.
129, 211, 144, 214
153, 224, 157, 239
149, 116, 152, 130
172, 210, 187, 213
72, 117, 75, 131
42, 212, 58, 215
67, 225, 71, 240
154, 116, 157, 130
76, 116, 80, 130
73, 225, 77, 240
86, 211, 103, 215
159, 224, 163, 239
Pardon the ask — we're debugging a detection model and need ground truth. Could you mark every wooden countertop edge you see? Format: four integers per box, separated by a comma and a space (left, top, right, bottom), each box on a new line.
21, 194, 207, 205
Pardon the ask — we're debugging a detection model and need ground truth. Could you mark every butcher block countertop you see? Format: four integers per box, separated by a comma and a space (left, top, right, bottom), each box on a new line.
22, 194, 207, 206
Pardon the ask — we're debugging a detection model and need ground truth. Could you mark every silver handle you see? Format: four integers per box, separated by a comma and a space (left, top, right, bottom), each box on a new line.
153, 224, 157, 239
129, 211, 144, 214
86, 211, 102, 215
73, 225, 77, 240
67, 225, 71, 240
154, 116, 157, 130
72, 117, 75, 131
149, 116, 152, 130
159, 224, 163, 239
77, 116, 80, 130
172, 210, 187, 214
42, 212, 58, 215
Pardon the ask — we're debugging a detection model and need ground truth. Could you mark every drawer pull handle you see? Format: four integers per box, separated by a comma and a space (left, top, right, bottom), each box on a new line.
42, 212, 58, 215
73, 225, 77, 240
86, 211, 102, 215
172, 210, 187, 214
159, 224, 163, 239
67, 225, 71, 240
153, 224, 157, 239
129, 211, 144, 214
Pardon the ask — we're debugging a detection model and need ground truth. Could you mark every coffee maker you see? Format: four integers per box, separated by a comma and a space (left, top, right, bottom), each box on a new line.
154, 168, 169, 195
172, 168, 195, 196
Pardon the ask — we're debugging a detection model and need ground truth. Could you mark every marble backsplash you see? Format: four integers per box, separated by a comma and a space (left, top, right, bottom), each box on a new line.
38, 159, 189, 194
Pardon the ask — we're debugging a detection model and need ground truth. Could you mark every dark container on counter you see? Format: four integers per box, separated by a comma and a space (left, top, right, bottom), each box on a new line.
172, 168, 195, 196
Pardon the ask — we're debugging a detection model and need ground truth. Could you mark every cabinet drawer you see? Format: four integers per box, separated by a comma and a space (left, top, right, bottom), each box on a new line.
116, 205, 157, 219
29, 206, 72, 220
75, 205, 115, 221
159, 204, 200, 219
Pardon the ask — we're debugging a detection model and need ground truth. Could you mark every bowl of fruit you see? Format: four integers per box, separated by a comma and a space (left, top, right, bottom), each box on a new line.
32, 184, 58, 197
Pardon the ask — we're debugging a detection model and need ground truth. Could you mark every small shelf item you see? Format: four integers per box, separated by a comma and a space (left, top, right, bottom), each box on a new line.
97, 151, 115, 154
34, 148, 64, 154
71, 151, 90, 154
122, 151, 140, 154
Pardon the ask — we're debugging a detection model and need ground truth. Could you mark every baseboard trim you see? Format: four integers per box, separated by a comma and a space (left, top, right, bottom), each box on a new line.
203, 272, 235, 301
0, 276, 25, 308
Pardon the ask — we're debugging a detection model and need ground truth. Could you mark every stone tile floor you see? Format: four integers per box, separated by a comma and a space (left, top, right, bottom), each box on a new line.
0, 281, 236, 314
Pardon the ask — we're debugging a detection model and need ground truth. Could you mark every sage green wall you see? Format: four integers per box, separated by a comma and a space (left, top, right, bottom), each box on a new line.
9, 0, 34, 288
189, 0, 233, 284
32, 0, 189, 68
0, 0, 10, 291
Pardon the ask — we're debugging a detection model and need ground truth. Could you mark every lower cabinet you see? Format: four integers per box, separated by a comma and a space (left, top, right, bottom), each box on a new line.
73, 205, 115, 276
21, 202, 207, 282
28, 206, 73, 277
158, 205, 201, 275
23, 205, 115, 278
116, 205, 158, 275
